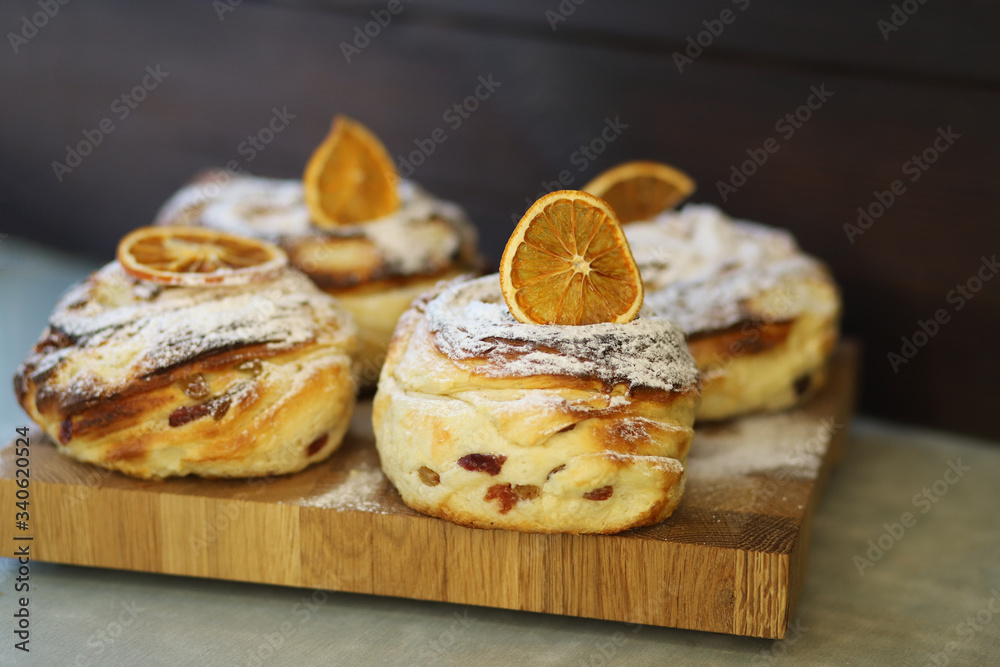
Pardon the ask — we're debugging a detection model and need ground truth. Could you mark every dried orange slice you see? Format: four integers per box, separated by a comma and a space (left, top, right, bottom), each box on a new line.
117, 226, 287, 287
500, 190, 643, 326
582, 161, 695, 223
303, 115, 400, 228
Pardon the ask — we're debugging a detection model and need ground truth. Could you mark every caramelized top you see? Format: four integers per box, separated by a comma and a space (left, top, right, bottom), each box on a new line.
17, 262, 354, 412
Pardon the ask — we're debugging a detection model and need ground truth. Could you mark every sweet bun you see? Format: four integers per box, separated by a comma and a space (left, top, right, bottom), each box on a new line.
624, 204, 841, 420
14, 263, 358, 479
373, 276, 701, 534
154, 170, 483, 383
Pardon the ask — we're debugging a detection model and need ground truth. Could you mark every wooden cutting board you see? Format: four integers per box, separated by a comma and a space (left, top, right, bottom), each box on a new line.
0, 342, 857, 639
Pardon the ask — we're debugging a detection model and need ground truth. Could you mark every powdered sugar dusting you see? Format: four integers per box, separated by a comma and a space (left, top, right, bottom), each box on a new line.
626, 204, 833, 333
424, 275, 699, 392
200, 177, 310, 239
156, 173, 477, 277
299, 467, 391, 512
643, 255, 826, 333
28, 262, 350, 403
688, 413, 839, 480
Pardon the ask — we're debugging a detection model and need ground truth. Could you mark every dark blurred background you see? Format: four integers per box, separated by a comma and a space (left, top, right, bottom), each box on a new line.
1, 1, 998, 438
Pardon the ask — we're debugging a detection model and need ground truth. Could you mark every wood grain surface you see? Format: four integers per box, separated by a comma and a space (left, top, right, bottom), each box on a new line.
0, 342, 857, 639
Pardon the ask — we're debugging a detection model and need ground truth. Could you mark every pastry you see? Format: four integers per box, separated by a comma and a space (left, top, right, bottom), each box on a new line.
373, 276, 699, 533
373, 192, 700, 534
14, 227, 358, 479
624, 203, 841, 420
154, 117, 482, 386
584, 161, 841, 421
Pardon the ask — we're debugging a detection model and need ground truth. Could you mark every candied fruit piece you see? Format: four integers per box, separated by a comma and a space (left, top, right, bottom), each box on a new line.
485, 483, 518, 514
418, 466, 440, 486
169, 394, 231, 428
210, 396, 231, 421
307, 434, 328, 456
583, 486, 613, 501
169, 403, 210, 427
179, 373, 210, 399
514, 484, 540, 500
457, 453, 506, 476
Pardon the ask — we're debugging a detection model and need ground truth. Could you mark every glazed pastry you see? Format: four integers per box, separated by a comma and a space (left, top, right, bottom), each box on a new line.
624, 204, 840, 420
155, 119, 482, 387
14, 248, 358, 479
373, 275, 700, 534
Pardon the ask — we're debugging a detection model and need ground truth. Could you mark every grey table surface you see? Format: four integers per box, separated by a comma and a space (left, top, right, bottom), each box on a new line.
0, 236, 998, 666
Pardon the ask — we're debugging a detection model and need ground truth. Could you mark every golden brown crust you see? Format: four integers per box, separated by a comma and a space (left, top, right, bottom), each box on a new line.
687, 321, 793, 362
14, 263, 358, 479
688, 280, 840, 421
625, 204, 841, 420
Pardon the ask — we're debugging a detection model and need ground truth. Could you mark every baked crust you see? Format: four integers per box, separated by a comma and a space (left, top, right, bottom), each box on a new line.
14, 263, 358, 479
373, 276, 700, 534
626, 204, 841, 420
154, 169, 484, 383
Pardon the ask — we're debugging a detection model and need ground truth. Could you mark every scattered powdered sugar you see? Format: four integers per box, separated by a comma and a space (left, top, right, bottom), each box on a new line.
643, 255, 826, 333
157, 173, 476, 277
33, 262, 345, 401
298, 467, 390, 512
625, 204, 832, 333
201, 177, 311, 239
607, 394, 631, 409
424, 275, 699, 392
688, 412, 838, 480
626, 204, 798, 286
355, 190, 466, 274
